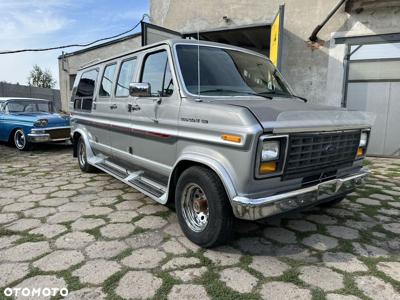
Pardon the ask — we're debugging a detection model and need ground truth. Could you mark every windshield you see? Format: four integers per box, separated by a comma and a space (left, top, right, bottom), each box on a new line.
6, 100, 53, 113
176, 44, 293, 98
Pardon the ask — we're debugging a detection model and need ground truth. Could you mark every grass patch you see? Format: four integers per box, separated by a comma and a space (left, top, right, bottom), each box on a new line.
311, 288, 326, 300
153, 272, 181, 300
103, 270, 127, 300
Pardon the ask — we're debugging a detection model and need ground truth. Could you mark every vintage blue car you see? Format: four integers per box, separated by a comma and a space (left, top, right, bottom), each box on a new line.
0, 97, 71, 150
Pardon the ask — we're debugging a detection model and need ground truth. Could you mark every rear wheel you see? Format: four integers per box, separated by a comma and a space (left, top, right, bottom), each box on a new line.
175, 166, 234, 247
77, 136, 96, 172
14, 129, 31, 151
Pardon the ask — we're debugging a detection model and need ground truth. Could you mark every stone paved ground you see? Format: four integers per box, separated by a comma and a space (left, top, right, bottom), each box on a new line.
1, 143, 400, 300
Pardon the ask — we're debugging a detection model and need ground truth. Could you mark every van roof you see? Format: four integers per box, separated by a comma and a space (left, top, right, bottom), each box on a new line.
79, 38, 268, 70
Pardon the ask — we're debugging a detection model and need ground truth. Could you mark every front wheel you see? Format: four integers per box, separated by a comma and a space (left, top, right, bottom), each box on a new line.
77, 136, 96, 172
175, 166, 234, 248
14, 129, 31, 151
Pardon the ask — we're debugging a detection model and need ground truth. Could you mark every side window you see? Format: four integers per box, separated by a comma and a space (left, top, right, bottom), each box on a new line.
141, 51, 174, 97
99, 64, 116, 97
74, 69, 98, 111
116, 58, 137, 97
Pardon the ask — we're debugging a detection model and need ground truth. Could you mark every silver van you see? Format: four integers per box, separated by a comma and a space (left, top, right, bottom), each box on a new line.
70, 39, 373, 247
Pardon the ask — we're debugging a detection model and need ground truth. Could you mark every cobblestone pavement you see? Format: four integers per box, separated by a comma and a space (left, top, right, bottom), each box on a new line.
1, 144, 400, 300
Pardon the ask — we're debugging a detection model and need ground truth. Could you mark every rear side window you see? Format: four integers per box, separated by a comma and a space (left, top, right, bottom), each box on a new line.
116, 58, 137, 97
141, 51, 174, 97
74, 69, 98, 111
99, 64, 116, 97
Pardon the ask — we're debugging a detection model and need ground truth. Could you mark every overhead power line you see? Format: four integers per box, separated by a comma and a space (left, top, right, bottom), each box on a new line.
0, 14, 149, 55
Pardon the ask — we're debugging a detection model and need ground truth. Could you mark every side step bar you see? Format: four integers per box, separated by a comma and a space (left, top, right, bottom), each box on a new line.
95, 160, 167, 204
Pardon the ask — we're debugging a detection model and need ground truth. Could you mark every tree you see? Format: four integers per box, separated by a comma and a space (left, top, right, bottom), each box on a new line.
27, 65, 56, 88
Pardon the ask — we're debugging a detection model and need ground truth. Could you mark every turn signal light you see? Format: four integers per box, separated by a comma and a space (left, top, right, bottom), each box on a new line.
259, 162, 277, 174
357, 147, 364, 157
222, 134, 241, 143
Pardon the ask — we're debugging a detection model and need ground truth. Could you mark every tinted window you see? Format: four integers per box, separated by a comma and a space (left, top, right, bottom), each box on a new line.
116, 58, 137, 97
99, 64, 116, 97
141, 51, 173, 97
76, 69, 98, 97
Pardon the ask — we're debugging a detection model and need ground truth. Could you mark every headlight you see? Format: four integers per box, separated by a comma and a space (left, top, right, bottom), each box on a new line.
261, 140, 280, 162
359, 132, 368, 147
34, 119, 48, 127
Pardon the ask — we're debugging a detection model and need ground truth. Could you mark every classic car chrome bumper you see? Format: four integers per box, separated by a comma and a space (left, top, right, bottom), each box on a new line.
231, 169, 369, 220
28, 126, 71, 143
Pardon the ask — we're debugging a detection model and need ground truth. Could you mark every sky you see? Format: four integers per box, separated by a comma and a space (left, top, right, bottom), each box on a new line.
0, 0, 149, 88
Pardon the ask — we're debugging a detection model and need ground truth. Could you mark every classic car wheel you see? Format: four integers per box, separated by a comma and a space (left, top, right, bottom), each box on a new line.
14, 129, 31, 151
77, 136, 96, 172
175, 166, 234, 247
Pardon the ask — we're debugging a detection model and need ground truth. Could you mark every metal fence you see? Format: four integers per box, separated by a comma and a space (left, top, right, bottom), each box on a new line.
0, 82, 61, 111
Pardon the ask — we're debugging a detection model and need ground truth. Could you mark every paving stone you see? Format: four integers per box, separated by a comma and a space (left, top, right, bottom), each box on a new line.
0, 241, 50, 262
287, 220, 317, 232
388, 201, 400, 208
162, 257, 201, 270
33, 250, 84, 271
355, 275, 400, 300
356, 197, 381, 206
385, 190, 400, 196
47, 211, 82, 224
71, 217, 106, 231
125, 231, 165, 249
51, 190, 77, 198
85, 241, 128, 259
275, 244, 318, 262
58, 202, 92, 212
326, 226, 360, 240
163, 222, 184, 237
306, 214, 338, 225
161, 238, 188, 254
13, 275, 67, 300
0, 262, 29, 288
370, 194, 394, 201
260, 281, 312, 300
2, 202, 35, 212
39, 197, 69, 207
250, 256, 290, 277
29, 224, 67, 238
107, 210, 138, 223
177, 236, 201, 252
137, 204, 169, 215
23, 207, 57, 218
323, 252, 368, 272
115, 200, 143, 210
352, 242, 389, 258
325, 208, 354, 218
122, 248, 166, 269
72, 259, 121, 284
135, 215, 168, 229
170, 267, 207, 282
299, 266, 344, 291
220, 267, 258, 293
378, 208, 400, 216
168, 284, 210, 300
326, 294, 362, 300
100, 223, 135, 239
0, 235, 20, 249
302, 234, 338, 251
5, 218, 41, 231
344, 220, 376, 231
55, 231, 95, 249
70, 194, 97, 202
204, 246, 242, 266
263, 227, 297, 244
383, 223, 400, 234
0, 213, 19, 224
236, 237, 274, 255
91, 197, 120, 206
116, 271, 162, 299
65, 287, 106, 300
377, 262, 400, 282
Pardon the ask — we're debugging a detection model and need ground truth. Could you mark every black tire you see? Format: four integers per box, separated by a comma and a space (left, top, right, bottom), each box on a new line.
175, 166, 234, 248
319, 195, 346, 208
14, 129, 31, 151
77, 136, 96, 172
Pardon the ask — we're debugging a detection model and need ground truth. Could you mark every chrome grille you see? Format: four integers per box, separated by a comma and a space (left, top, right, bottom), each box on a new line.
46, 128, 70, 140
284, 130, 361, 177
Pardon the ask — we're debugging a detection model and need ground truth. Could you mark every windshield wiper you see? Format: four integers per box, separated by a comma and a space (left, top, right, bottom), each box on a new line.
257, 91, 307, 102
200, 89, 273, 99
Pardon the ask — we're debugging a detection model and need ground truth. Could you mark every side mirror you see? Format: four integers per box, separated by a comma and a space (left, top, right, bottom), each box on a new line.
129, 82, 151, 97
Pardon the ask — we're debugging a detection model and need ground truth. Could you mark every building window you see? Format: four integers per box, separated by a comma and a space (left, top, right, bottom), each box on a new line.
69, 74, 76, 91
116, 58, 137, 97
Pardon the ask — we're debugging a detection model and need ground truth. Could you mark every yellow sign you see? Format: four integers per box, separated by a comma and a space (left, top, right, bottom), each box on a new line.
270, 13, 280, 67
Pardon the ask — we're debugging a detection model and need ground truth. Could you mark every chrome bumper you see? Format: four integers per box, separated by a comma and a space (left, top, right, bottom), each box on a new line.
232, 169, 369, 220
28, 127, 71, 143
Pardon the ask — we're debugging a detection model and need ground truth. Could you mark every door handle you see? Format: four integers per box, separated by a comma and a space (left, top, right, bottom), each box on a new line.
132, 104, 141, 111
128, 103, 141, 112
110, 104, 117, 110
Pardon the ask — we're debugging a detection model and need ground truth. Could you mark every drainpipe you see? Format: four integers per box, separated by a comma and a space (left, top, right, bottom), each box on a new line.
309, 0, 348, 42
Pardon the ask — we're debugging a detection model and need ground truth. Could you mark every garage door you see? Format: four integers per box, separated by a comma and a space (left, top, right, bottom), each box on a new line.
345, 42, 400, 157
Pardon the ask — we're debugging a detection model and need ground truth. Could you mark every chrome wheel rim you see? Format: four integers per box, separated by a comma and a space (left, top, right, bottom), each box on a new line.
78, 141, 86, 166
15, 130, 26, 149
181, 183, 209, 232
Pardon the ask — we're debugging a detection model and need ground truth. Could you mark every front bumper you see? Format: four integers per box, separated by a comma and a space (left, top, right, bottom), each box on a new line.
28, 126, 71, 143
232, 169, 369, 220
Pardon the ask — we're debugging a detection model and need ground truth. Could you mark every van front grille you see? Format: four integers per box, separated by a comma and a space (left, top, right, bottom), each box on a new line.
284, 130, 361, 178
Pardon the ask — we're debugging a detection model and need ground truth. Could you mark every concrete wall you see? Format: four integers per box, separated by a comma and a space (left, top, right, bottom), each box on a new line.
150, 0, 400, 106
0, 82, 61, 111
58, 35, 141, 111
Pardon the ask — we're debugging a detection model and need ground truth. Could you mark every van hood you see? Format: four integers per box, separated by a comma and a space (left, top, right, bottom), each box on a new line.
214, 97, 375, 133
